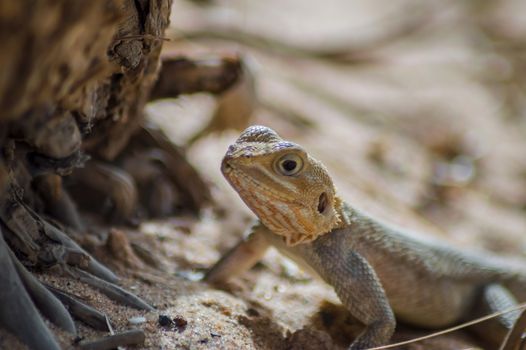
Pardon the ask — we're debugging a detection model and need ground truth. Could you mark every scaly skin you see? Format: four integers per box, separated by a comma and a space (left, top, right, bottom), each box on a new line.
205, 125, 526, 349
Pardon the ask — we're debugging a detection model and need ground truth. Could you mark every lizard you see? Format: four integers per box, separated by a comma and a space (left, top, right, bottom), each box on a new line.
204, 125, 526, 349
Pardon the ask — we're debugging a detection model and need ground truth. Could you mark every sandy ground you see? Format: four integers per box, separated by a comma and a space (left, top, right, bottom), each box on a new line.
3, 0, 526, 349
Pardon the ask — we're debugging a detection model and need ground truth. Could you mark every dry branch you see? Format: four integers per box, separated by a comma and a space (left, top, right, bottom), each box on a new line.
46, 285, 110, 331
68, 267, 154, 311
79, 329, 146, 350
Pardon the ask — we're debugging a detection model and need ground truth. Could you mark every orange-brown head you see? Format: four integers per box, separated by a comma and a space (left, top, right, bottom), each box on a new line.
222, 125, 342, 246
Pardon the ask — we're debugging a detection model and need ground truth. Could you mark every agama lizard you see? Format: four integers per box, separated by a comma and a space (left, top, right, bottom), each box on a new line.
205, 125, 526, 349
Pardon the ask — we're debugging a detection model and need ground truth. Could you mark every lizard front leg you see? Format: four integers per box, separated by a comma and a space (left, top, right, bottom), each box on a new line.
311, 247, 396, 349
204, 222, 270, 283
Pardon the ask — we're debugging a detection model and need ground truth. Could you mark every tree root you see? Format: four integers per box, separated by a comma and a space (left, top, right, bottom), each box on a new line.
8, 247, 76, 334
34, 174, 84, 231
125, 124, 211, 213
0, 182, 153, 348
68, 161, 138, 223
46, 285, 110, 331
40, 218, 119, 283
67, 267, 154, 311
78, 329, 145, 350
0, 229, 61, 350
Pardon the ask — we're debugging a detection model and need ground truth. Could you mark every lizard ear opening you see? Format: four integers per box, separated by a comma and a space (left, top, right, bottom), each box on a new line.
318, 192, 328, 213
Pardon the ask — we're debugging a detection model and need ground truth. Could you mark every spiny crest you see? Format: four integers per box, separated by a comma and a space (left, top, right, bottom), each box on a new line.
236, 125, 282, 144
227, 125, 297, 159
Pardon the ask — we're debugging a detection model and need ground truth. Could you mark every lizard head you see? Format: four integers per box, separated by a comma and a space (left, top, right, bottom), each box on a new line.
221, 125, 342, 246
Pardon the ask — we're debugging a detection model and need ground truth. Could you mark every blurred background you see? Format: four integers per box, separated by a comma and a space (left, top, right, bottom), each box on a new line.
141, 1, 526, 348
151, 0, 526, 253
3, 1, 525, 349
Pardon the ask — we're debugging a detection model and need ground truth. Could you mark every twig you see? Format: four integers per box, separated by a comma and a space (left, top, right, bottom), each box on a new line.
18, 203, 118, 283
368, 302, 526, 349
78, 329, 145, 350
499, 308, 526, 350
68, 267, 154, 311
63, 247, 90, 268
46, 285, 109, 331
40, 218, 119, 283
105, 315, 115, 335
117, 34, 170, 42
131, 242, 161, 268
150, 56, 242, 100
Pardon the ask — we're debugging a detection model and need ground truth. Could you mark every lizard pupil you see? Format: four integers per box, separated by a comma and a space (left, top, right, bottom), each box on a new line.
275, 153, 303, 175
318, 192, 328, 213
282, 160, 297, 172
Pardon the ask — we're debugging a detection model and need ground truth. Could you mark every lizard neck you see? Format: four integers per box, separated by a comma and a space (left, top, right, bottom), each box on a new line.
274, 194, 349, 246
332, 195, 351, 231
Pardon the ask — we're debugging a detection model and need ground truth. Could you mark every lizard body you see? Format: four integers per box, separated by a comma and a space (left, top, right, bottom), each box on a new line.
206, 125, 525, 349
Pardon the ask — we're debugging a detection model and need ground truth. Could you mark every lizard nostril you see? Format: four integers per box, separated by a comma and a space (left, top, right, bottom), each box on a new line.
318, 192, 328, 214
221, 158, 233, 173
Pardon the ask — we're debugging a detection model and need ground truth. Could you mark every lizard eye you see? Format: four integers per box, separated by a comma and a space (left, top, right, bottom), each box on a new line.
275, 153, 303, 176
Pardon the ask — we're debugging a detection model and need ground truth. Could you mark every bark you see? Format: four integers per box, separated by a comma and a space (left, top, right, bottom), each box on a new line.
0, 1, 176, 348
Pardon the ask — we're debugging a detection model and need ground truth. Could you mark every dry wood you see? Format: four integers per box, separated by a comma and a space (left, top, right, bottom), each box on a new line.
69, 161, 138, 223
68, 267, 154, 311
0, 229, 61, 350
150, 55, 243, 99
34, 174, 84, 230
107, 228, 145, 269
39, 210, 119, 283
78, 329, 146, 350
8, 247, 76, 334
0, 2, 175, 348
46, 285, 110, 331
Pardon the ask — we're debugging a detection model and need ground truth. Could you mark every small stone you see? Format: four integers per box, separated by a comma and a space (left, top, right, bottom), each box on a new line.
175, 269, 204, 281
129, 316, 146, 325
158, 315, 173, 327
173, 315, 188, 332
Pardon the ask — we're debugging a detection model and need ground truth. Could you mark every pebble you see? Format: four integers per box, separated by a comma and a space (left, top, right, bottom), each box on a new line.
173, 315, 188, 332
158, 315, 173, 327
129, 316, 147, 325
